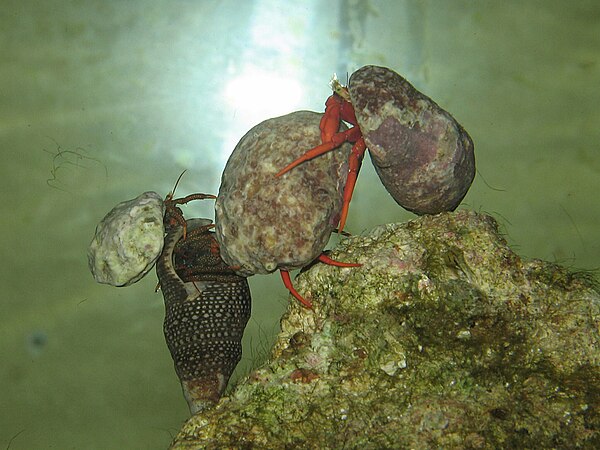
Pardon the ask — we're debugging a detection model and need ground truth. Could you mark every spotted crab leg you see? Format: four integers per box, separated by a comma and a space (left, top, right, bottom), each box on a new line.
165, 193, 217, 239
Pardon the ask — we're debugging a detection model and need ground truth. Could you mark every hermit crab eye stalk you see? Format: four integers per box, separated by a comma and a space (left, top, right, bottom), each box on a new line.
329, 74, 351, 101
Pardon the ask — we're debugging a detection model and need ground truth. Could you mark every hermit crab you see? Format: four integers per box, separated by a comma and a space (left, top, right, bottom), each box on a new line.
277, 65, 476, 230
88, 185, 252, 414
158, 192, 251, 414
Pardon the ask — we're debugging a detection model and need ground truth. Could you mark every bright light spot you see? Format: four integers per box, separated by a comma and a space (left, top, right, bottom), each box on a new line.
220, 66, 304, 165
224, 67, 303, 120
217, 0, 311, 165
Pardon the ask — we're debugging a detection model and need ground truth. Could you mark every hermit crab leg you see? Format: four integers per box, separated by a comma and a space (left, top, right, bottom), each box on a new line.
275, 126, 362, 177
280, 253, 361, 309
170, 193, 217, 206
338, 137, 366, 231
280, 270, 312, 309
165, 193, 217, 239
317, 254, 361, 268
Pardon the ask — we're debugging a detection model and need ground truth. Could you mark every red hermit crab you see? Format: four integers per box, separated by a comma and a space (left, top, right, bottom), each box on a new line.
276, 74, 365, 232
277, 65, 476, 231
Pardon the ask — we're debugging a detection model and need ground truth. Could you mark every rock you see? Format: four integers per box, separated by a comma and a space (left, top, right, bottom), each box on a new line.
88, 191, 165, 286
215, 111, 352, 276
170, 210, 599, 449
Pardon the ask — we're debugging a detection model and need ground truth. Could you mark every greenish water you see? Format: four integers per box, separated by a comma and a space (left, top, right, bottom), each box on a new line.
1, 1, 598, 448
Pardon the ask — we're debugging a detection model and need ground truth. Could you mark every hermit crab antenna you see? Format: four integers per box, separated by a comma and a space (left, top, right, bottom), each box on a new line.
164, 170, 188, 237
168, 170, 187, 198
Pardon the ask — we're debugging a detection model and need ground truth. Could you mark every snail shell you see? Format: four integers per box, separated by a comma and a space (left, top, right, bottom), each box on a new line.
156, 218, 251, 414
88, 191, 165, 286
348, 65, 475, 215
215, 111, 352, 276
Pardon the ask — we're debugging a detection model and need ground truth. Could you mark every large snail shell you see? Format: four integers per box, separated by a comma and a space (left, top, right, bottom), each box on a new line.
215, 111, 352, 276
157, 218, 252, 414
349, 65, 475, 215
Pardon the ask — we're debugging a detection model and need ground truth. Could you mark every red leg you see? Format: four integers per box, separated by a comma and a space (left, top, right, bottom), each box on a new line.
280, 269, 313, 309
276, 126, 362, 177
280, 252, 361, 309
338, 137, 366, 232
276, 140, 339, 177
317, 254, 361, 268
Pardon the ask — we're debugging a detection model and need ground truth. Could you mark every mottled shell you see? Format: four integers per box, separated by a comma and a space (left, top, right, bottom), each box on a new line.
215, 111, 352, 276
157, 218, 251, 414
88, 191, 165, 286
349, 65, 475, 215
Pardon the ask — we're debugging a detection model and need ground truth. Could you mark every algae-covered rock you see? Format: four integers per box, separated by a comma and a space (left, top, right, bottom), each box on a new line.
170, 210, 599, 449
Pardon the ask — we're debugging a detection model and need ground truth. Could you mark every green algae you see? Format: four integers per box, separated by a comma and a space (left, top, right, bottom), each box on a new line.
171, 210, 599, 449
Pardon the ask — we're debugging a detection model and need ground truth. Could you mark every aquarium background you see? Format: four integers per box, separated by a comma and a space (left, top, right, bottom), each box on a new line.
1, 1, 598, 448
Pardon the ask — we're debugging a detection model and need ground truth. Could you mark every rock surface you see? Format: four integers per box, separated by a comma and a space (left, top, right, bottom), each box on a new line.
215, 111, 352, 276
88, 191, 165, 286
170, 210, 599, 449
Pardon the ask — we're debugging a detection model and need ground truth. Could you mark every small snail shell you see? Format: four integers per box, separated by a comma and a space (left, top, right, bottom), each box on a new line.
88, 191, 165, 286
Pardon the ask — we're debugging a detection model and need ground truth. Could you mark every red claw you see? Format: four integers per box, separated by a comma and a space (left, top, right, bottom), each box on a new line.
320, 94, 344, 142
